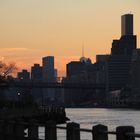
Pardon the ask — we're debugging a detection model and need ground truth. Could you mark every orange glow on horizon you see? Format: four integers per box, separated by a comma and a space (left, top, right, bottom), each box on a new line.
3, 55, 95, 77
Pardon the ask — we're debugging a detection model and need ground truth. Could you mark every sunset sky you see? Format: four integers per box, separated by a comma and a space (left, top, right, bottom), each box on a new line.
0, 0, 140, 77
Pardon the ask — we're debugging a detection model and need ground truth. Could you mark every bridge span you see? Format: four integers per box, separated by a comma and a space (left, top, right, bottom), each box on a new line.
8, 81, 106, 89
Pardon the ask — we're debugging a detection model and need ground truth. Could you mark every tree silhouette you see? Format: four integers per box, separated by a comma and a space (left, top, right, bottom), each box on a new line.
0, 61, 17, 79
0, 61, 17, 88
0, 61, 17, 108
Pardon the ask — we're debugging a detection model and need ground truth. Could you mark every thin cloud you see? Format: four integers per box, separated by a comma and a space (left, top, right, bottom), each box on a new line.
1, 47, 29, 52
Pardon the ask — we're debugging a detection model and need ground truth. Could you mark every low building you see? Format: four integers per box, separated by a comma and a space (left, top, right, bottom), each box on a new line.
17, 69, 30, 81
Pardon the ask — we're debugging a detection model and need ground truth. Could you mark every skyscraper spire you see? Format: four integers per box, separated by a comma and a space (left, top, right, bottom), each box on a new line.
82, 42, 85, 57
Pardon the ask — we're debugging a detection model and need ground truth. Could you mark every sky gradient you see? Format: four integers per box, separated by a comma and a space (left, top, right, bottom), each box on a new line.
0, 0, 140, 77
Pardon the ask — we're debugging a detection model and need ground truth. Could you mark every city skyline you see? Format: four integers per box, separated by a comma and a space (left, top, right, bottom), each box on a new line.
0, 0, 140, 77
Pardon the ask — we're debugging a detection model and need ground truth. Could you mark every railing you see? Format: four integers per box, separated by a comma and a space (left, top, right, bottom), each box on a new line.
0, 120, 140, 140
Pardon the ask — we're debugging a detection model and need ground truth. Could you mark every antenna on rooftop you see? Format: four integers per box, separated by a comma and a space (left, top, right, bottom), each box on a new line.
82, 42, 85, 57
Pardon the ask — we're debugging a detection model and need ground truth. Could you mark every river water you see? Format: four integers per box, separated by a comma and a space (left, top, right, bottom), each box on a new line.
39, 108, 140, 140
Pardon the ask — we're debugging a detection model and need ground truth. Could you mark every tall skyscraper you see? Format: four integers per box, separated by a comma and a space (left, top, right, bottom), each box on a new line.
121, 14, 133, 36
42, 56, 55, 82
42, 56, 56, 103
112, 14, 136, 55
107, 14, 137, 91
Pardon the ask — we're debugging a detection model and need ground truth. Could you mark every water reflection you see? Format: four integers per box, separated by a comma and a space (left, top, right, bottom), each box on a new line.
39, 108, 140, 140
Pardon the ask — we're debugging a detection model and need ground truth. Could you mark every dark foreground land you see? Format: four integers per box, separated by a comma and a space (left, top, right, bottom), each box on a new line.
0, 106, 70, 125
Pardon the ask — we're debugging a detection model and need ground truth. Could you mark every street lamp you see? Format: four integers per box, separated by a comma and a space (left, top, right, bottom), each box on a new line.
18, 92, 20, 96
18, 92, 21, 108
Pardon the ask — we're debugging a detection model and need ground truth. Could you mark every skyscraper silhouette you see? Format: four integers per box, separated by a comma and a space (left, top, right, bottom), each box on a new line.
31, 64, 42, 81
111, 14, 136, 55
42, 56, 55, 82
121, 14, 133, 36
107, 13, 137, 91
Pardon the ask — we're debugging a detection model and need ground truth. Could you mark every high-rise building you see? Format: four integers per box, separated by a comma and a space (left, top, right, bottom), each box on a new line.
107, 14, 137, 91
67, 57, 93, 78
107, 55, 131, 91
42, 56, 55, 82
54, 69, 58, 81
42, 56, 56, 102
65, 58, 97, 106
121, 14, 133, 36
96, 55, 109, 84
111, 35, 137, 55
31, 64, 43, 105
130, 49, 140, 90
31, 64, 42, 81
67, 61, 86, 78
112, 14, 136, 55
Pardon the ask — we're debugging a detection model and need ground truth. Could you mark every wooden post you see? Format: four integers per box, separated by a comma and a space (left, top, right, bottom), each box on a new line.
92, 124, 108, 140
2, 120, 11, 140
66, 122, 80, 140
116, 126, 135, 140
0, 120, 5, 140
45, 121, 57, 140
6, 121, 15, 133
14, 120, 25, 140
0, 120, 4, 132
28, 120, 38, 139
7, 121, 15, 140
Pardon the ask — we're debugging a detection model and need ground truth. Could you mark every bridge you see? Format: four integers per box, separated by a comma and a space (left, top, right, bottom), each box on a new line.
8, 81, 106, 89
1, 81, 124, 90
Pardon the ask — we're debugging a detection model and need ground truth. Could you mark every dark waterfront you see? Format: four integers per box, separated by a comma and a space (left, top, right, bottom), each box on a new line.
38, 108, 140, 140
